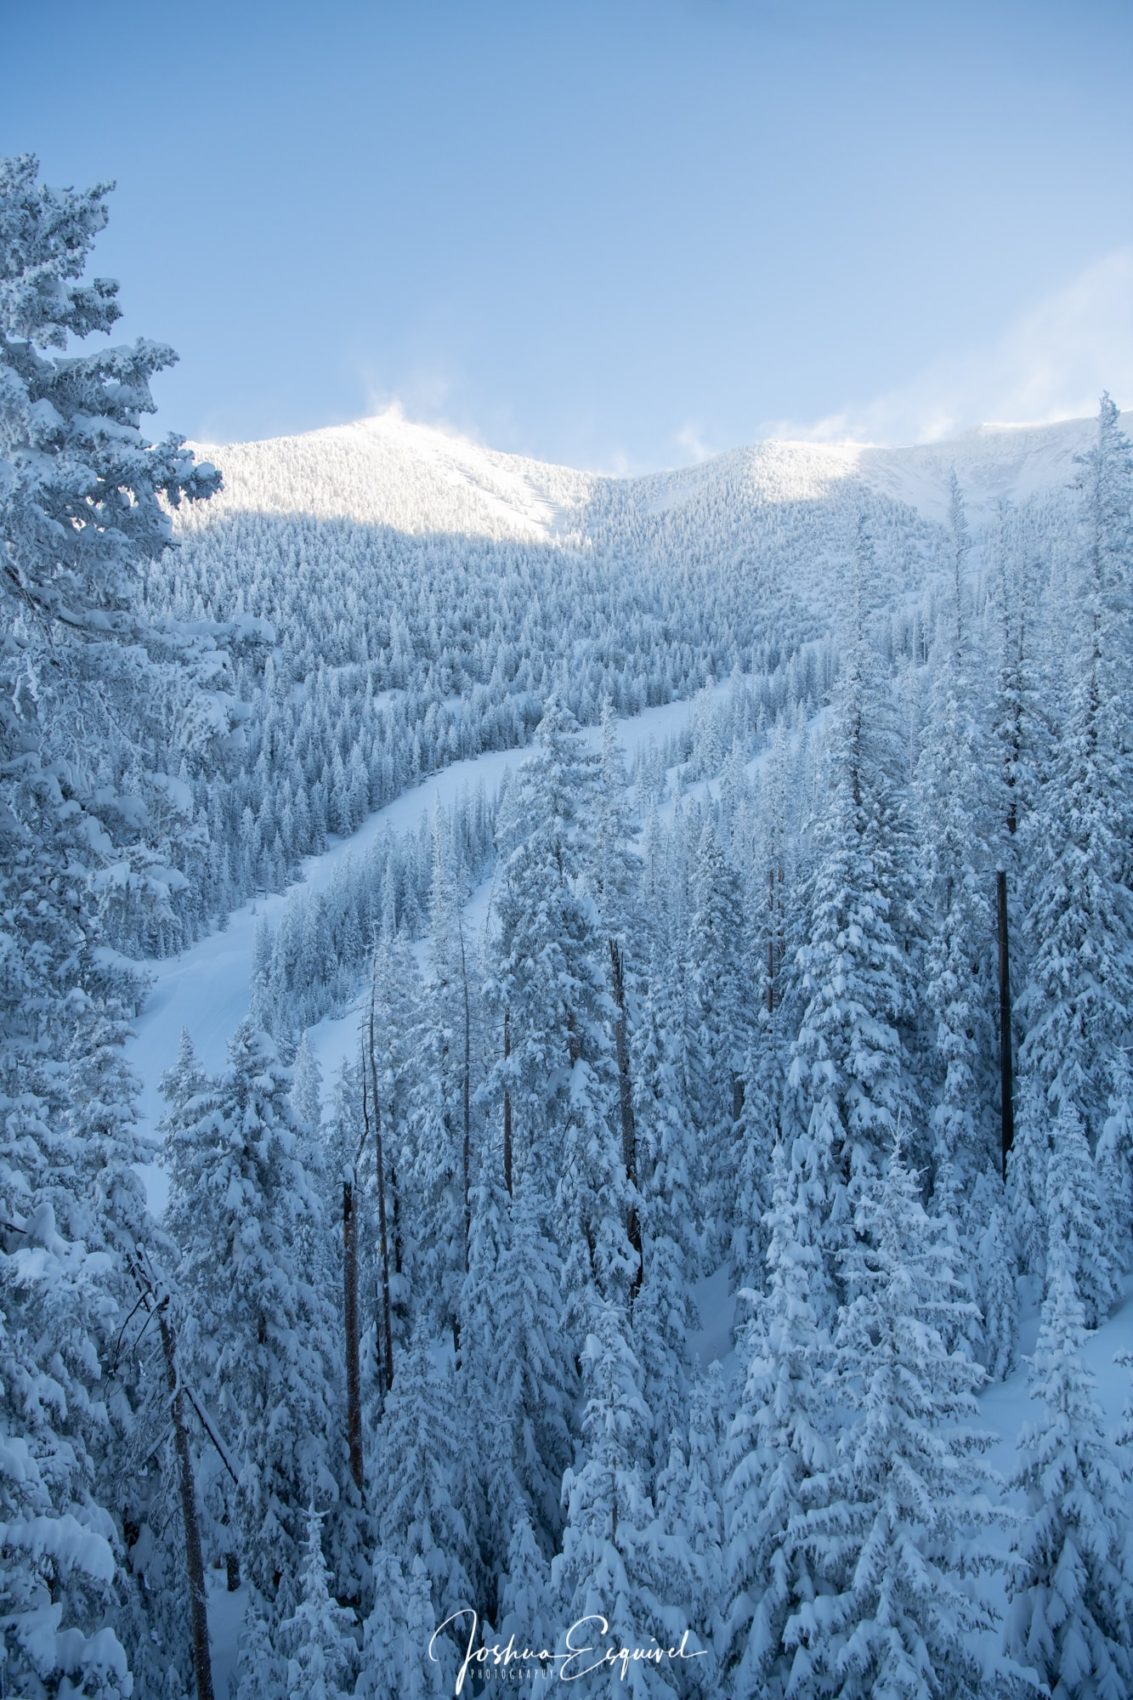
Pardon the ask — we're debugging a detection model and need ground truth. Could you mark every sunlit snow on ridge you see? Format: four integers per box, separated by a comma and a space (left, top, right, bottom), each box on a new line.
186, 405, 1121, 541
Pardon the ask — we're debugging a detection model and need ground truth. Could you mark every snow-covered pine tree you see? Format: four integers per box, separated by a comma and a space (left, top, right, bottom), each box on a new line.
157, 1028, 245, 1595
789, 1135, 996, 1700
235, 1598, 281, 1700
1, 152, 220, 1698
456, 1166, 510, 1599
375, 1332, 474, 1656
987, 499, 1052, 856
495, 1513, 558, 1686
292, 1029, 325, 1150
487, 696, 633, 1334
474, 1176, 575, 1560
553, 1297, 684, 1699
786, 522, 920, 1302
357, 1549, 450, 1700
914, 518, 999, 1197
165, 1020, 342, 1615
595, 701, 645, 1294
631, 963, 700, 1477
1097, 1050, 1133, 1249
1002, 1235, 1133, 1700
686, 818, 750, 1264
654, 1368, 725, 1698
735, 714, 797, 1286
723, 1138, 836, 1700
975, 1200, 1019, 1383
277, 1507, 356, 1700
1018, 398, 1133, 1140
399, 815, 468, 1346
1045, 1099, 1118, 1328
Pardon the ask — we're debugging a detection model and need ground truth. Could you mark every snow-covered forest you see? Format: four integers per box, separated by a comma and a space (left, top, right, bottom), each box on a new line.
3, 154, 1133, 1700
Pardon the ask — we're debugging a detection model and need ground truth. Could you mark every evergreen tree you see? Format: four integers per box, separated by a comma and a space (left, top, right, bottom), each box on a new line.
357, 1550, 449, 1699
724, 1139, 836, 1700
915, 611, 998, 1195
987, 500, 1051, 854
1003, 1238, 1133, 1700
166, 1020, 341, 1614
1, 152, 219, 1698
1045, 1100, 1118, 1328
1019, 398, 1133, 1134
787, 528, 919, 1300
736, 716, 797, 1285
790, 1137, 996, 1700
654, 1370, 724, 1698
686, 819, 750, 1261
278, 1507, 356, 1700
235, 1598, 281, 1700
553, 1298, 684, 1699
472, 1177, 575, 1560
975, 1201, 1019, 1383
595, 701, 645, 1296
1096, 1051, 1133, 1247
375, 1334, 473, 1644
487, 697, 633, 1332
632, 969, 700, 1475
292, 1030, 325, 1148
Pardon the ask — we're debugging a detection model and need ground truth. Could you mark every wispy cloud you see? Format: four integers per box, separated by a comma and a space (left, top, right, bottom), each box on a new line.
359, 364, 494, 448
674, 421, 717, 463
765, 247, 1133, 446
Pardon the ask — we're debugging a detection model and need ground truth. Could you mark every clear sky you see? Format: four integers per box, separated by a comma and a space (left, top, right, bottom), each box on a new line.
4, 0, 1131, 468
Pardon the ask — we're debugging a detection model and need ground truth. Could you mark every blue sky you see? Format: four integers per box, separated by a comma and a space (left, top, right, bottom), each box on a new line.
5, 0, 1131, 468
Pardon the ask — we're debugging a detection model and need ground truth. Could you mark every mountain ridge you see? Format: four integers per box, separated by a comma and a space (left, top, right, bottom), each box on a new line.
187, 407, 1116, 540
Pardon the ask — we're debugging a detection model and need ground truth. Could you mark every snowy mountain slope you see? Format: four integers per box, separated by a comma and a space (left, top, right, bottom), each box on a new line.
854, 417, 1102, 523
188, 406, 1111, 540
188, 408, 591, 540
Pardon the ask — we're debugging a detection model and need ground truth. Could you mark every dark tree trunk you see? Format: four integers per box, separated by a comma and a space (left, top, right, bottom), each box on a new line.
135, 1273, 214, 1700
365, 1000, 395, 1393
342, 1174, 363, 1491
767, 861, 784, 1013
503, 1008, 513, 1197
389, 1152, 403, 1276
767, 863, 777, 1014
997, 870, 1015, 1179
608, 937, 643, 1294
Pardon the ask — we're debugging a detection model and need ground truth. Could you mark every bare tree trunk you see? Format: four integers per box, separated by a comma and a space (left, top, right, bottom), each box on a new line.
767, 864, 776, 1014
365, 998, 395, 1393
997, 869, 1015, 1180
130, 1264, 215, 1700
766, 860, 785, 1013
342, 1172, 363, 1491
503, 1008, 513, 1197
608, 937, 643, 1294
389, 1152, 403, 1276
